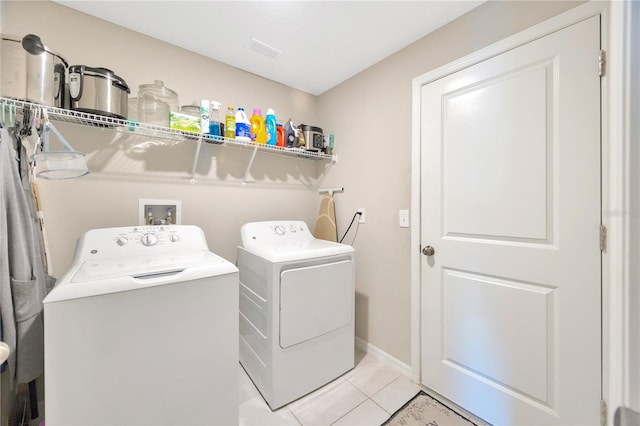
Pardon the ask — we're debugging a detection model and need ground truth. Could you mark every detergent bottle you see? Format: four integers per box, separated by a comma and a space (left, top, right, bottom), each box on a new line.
250, 109, 267, 143
235, 107, 251, 142
224, 105, 236, 139
265, 108, 277, 146
276, 123, 285, 147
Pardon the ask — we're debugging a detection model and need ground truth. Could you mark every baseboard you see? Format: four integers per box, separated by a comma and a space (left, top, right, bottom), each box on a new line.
355, 336, 412, 378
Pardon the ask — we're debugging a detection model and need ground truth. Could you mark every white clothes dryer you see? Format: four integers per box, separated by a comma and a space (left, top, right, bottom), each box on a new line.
237, 221, 355, 409
43, 225, 238, 425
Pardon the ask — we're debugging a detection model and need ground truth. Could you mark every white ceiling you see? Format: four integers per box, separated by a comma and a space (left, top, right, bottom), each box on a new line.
53, 1, 484, 96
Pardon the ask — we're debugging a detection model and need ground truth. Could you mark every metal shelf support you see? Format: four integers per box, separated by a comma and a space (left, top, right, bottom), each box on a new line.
241, 146, 260, 186
190, 136, 204, 184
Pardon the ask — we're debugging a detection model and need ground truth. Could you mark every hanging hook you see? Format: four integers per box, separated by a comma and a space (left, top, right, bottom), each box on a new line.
41, 107, 49, 126
0, 102, 14, 128
32, 107, 41, 131
319, 187, 344, 197
20, 107, 31, 137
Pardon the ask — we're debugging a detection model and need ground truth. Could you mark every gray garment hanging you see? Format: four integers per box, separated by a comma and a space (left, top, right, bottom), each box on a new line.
0, 128, 53, 385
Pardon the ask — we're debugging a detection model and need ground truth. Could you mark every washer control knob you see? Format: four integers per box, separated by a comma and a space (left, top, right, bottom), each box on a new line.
141, 233, 159, 246
274, 225, 285, 236
169, 233, 180, 243
116, 236, 128, 246
289, 225, 297, 233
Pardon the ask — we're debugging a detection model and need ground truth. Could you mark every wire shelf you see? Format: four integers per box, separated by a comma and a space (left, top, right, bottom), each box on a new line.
0, 96, 336, 162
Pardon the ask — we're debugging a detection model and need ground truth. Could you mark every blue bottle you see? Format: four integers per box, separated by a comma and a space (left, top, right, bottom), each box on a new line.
209, 101, 222, 141
265, 108, 277, 146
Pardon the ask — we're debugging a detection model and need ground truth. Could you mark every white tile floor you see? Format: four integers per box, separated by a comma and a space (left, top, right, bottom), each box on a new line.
239, 348, 421, 425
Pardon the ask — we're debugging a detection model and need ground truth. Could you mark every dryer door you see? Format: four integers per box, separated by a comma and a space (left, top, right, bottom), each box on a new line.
280, 259, 352, 348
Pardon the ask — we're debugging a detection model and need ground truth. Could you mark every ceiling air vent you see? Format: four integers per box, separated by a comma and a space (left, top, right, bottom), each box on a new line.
248, 38, 281, 60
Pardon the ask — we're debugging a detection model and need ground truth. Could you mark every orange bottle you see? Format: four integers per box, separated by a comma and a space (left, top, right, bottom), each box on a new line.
276, 123, 285, 147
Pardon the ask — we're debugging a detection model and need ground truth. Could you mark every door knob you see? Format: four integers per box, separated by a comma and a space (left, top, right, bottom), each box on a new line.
422, 245, 435, 256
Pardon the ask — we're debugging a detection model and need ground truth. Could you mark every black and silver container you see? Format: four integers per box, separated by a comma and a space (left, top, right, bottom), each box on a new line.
1, 34, 68, 107
69, 66, 130, 119
300, 124, 324, 152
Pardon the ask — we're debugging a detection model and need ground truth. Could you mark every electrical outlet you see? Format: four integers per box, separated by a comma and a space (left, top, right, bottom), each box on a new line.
357, 208, 366, 224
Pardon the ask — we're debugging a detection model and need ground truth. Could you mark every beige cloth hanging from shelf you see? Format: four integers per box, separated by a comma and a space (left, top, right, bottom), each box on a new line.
313, 194, 337, 242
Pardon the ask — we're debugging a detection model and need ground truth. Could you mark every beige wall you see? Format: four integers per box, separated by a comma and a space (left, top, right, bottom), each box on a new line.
2, 0, 324, 274
1, 1, 584, 379
316, 0, 584, 363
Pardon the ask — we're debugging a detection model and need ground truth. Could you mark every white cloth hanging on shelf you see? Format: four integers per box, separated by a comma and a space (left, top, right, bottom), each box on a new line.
0, 128, 55, 385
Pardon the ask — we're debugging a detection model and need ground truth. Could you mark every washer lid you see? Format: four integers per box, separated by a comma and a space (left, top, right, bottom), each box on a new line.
71, 250, 223, 282
44, 250, 238, 303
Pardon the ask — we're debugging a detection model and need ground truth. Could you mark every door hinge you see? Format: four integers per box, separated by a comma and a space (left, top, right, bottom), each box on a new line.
599, 50, 606, 77
600, 224, 607, 251
601, 399, 608, 426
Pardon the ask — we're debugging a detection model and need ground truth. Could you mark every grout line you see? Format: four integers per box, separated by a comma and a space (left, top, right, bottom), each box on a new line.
371, 396, 395, 415
329, 398, 371, 425
242, 347, 407, 425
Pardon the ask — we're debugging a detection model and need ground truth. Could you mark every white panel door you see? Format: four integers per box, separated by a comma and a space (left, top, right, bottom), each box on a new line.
420, 16, 601, 425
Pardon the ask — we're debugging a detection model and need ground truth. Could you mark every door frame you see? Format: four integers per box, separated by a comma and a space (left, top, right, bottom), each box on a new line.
605, 0, 639, 422
410, 2, 627, 424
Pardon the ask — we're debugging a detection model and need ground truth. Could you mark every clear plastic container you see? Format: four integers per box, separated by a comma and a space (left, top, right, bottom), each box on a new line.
138, 80, 179, 127
32, 151, 89, 180
179, 104, 199, 115
127, 97, 138, 120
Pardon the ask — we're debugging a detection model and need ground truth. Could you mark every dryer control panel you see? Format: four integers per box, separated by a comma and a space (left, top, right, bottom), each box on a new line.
240, 221, 312, 249
239, 220, 353, 263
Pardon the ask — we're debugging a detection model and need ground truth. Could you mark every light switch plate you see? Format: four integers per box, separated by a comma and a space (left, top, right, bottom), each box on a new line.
399, 209, 410, 228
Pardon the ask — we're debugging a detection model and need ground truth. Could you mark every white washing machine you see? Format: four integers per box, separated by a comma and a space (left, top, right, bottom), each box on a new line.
43, 225, 239, 425
237, 221, 355, 409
